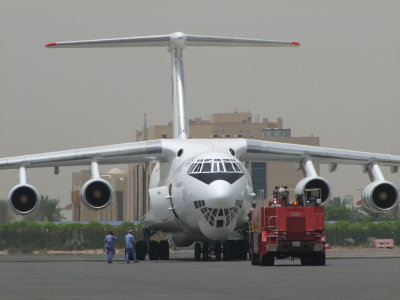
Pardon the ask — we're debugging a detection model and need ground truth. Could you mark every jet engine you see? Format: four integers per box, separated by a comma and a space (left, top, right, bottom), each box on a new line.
295, 158, 330, 205
8, 183, 39, 214
362, 181, 398, 212
295, 176, 331, 205
80, 178, 112, 209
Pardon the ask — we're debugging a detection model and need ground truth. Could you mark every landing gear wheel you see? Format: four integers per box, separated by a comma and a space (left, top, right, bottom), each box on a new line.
223, 240, 235, 261
149, 240, 160, 260
159, 240, 170, 260
194, 243, 202, 261
237, 240, 248, 260
202, 242, 209, 261
214, 242, 222, 261
135, 240, 147, 260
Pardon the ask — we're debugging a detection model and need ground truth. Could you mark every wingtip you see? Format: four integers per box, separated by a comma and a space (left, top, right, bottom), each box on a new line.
45, 42, 57, 48
291, 41, 301, 46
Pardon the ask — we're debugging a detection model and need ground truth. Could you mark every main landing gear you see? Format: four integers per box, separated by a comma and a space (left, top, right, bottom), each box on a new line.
135, 240, 170, 261
194, 240, 248, 261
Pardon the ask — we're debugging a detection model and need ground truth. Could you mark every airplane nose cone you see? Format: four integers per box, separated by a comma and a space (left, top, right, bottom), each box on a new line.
207, 180, 235, 208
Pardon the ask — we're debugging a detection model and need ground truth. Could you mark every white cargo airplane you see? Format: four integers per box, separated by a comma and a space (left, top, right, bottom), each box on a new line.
1, 32, 399, 260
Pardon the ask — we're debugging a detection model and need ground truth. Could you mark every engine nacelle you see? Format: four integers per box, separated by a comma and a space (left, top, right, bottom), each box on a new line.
8, 184, 39, 214
295, 176, 331, 205
362, 181, 399, 212
80, 178, 113, 209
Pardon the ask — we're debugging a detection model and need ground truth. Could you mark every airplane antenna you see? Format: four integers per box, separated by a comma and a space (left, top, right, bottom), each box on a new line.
46, 32, 300, 139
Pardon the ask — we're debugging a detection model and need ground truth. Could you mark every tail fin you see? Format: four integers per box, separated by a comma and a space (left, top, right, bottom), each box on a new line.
46, 32, 300, 139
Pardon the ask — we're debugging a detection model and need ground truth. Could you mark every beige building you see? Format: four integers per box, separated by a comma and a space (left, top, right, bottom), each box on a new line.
71, 168, 128, 221
72, 111, 319, 221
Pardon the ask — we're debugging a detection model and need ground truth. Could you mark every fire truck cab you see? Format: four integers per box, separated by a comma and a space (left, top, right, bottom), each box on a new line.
249, 186, 326, 266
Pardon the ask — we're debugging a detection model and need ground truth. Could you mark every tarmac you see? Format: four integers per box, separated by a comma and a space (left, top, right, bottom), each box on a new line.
0, 248, 399, 300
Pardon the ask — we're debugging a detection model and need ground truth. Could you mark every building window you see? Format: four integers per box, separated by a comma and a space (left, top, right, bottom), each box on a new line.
251, 162, 267, 199
115, 191, 124, 221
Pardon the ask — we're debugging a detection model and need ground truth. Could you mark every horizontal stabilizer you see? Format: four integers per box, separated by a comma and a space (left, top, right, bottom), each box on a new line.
45, 32, 300, 49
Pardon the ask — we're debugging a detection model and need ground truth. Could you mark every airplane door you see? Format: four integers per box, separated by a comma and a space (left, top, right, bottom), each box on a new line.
149, 186, 176, 222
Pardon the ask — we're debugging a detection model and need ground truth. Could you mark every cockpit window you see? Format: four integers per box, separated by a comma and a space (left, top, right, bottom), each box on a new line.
193, 164, 202, 173
224, 162, 234, 172
188, 158, 244, 174
202, 163, 212, 172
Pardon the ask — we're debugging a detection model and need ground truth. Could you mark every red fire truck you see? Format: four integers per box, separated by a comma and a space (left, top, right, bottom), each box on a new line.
249, 186, 326, 266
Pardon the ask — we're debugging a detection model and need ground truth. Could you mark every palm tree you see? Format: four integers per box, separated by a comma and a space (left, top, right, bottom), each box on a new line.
23, 196, 65, 222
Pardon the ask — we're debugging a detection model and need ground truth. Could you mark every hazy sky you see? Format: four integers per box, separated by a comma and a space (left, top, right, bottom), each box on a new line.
1, 0, 400, 209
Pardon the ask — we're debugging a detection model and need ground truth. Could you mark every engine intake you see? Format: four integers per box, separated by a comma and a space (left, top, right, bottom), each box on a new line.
8, 184, 39, 214
295, 176, 331, 205
80, 178, 113, 209
362, 181, 398, 212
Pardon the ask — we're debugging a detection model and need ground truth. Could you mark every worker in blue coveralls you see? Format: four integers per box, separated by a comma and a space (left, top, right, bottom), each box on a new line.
104, 231, 118, 264
125, 230, 138, 263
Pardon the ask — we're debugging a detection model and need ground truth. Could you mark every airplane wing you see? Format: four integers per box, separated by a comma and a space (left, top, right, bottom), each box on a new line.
1, 140, 165, 214
237, 139, 400, 213
240, 139, 400, 167
0, 140, 164, 169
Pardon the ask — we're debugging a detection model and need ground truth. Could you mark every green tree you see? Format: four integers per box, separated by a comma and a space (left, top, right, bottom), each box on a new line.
23, 196, 65, 222
0, 200, 14, 223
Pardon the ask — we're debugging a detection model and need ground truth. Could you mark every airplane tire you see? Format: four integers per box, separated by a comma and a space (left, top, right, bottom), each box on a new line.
194, 243, 202, 261
215, 242, 222, 261
159, 240, 170, 260
202, 241, 209, 261
149, 241, 160, 260
223, 240, 235, 261
237, 240, 248, 260
135, 240, 147, 260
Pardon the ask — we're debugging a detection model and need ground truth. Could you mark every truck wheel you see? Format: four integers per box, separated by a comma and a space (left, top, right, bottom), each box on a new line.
251, 253, 259, 265
194, 243, 202, 261
301, 256, 311, 266
313, 253, 326, 266
261, 253, 274, 266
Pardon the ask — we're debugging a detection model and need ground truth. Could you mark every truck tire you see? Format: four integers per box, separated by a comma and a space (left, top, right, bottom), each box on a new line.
311, 253, 326, 266
261, 253, 274, 266
251, 253, 259, 265
301, 256, 311, 266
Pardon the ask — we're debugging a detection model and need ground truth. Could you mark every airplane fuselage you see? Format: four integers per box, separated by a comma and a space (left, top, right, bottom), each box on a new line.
144, 139, 253, 246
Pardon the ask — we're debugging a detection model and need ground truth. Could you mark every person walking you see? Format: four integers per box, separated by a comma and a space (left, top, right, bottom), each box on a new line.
124, 229, 138, 263
104, 231, 118, 264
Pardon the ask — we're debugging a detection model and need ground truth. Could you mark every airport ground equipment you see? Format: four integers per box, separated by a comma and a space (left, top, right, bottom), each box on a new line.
249, 186, 326, 266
